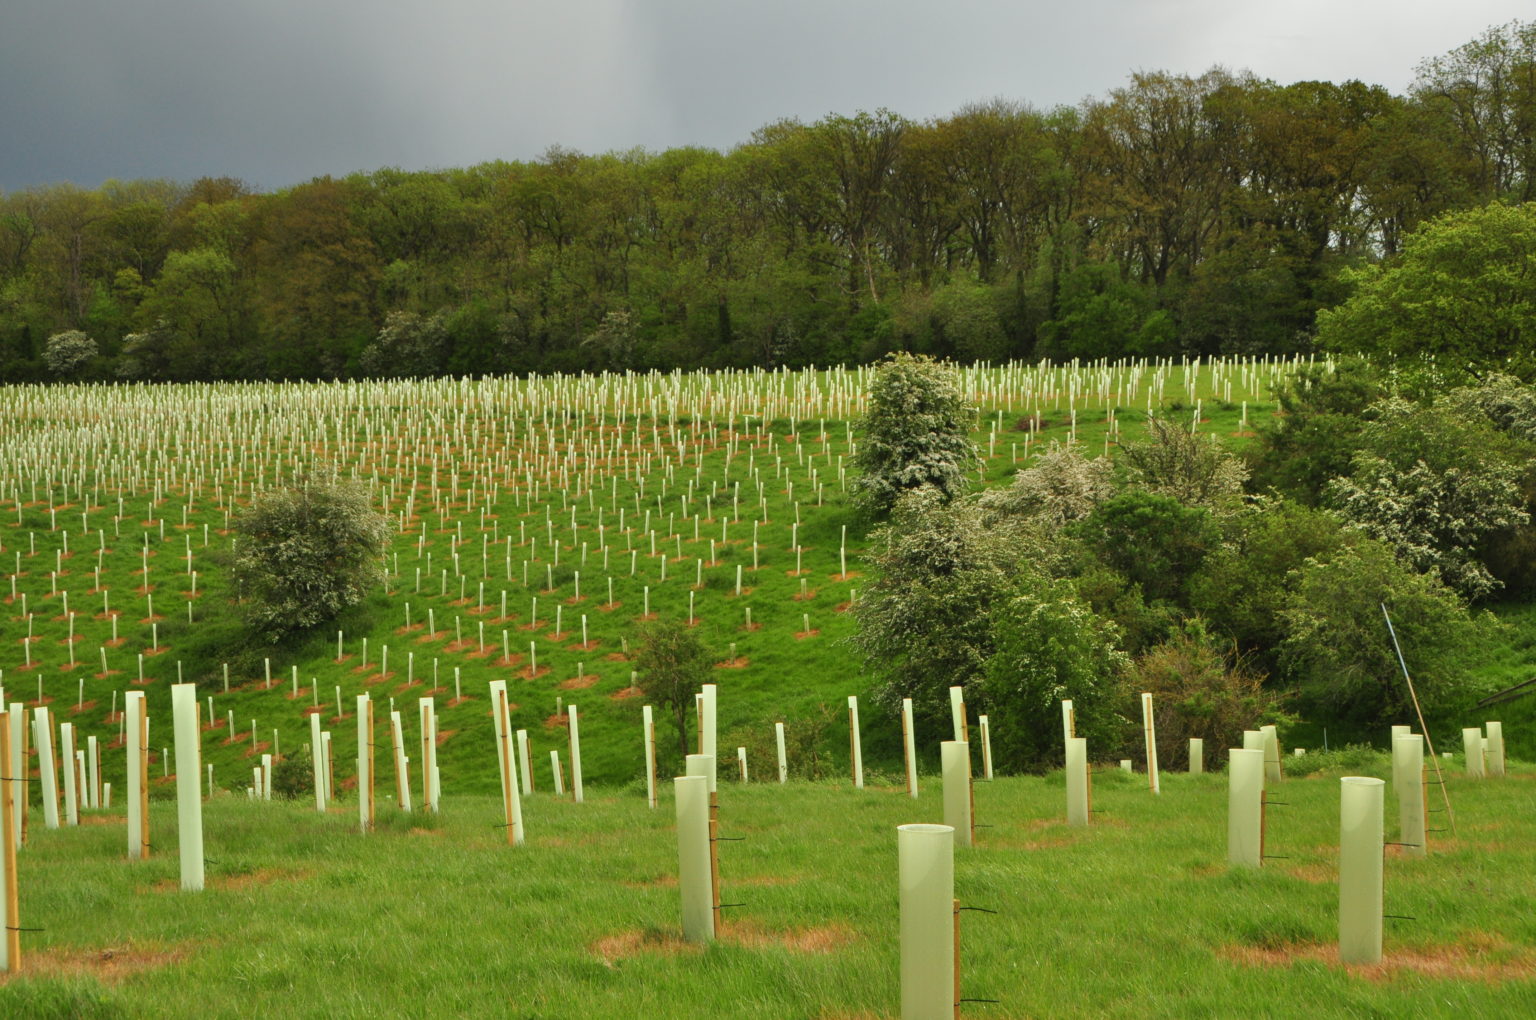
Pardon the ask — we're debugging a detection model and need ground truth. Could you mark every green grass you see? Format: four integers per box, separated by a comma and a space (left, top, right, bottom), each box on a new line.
0, 361, 1299, 802
3, 359, 1526, 803
2, 756, 1533, 1017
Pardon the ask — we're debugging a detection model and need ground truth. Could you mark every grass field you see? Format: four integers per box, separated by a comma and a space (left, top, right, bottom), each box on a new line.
5, 360, 1536, 1014
0, 358, 1307, 799
1, 751, 1533, 1017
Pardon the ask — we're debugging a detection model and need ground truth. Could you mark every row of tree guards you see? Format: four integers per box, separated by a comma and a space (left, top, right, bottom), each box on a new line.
0, 675, 1512, 1003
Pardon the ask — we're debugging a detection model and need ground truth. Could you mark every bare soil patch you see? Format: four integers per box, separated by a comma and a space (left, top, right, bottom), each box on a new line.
590, 929, 702, 967
1220, 937, 1536, 983
0, 940, 195, 986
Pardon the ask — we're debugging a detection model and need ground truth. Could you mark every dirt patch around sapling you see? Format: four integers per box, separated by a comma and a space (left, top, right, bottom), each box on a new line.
145, 867, 313, 894
590, 929, 702, 966
0, 940, 197, 986
1219, 934, 1536, 983
724, 921, 856, 954
590, 921, 854, 968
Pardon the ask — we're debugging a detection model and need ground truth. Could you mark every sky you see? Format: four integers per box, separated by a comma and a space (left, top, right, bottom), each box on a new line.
1, 0, 1529, 192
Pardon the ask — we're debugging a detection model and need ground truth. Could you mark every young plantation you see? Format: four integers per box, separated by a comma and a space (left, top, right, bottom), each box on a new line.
2, 359, 1533, 1015
0, 357, 1292, 798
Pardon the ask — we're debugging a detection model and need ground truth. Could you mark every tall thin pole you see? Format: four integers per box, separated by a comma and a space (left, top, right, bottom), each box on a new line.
1382, 603, 1454, 836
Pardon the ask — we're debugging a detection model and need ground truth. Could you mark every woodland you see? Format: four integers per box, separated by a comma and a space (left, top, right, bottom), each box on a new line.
2, 22, 1534, 382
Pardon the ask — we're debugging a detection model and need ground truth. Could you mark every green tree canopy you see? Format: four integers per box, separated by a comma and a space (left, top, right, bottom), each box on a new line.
632, 618, 714, 761
1317, 201, 1536, 380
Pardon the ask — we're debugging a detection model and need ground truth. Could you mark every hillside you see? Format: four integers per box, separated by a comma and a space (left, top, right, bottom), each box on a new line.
2, 359, 1299, 798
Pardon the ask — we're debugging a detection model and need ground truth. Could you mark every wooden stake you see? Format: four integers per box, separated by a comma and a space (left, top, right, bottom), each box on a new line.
496, 689, 515, 845
901, 708, 913, 796
968, 763, 977, 846
19, 719, 28, 847
1259, 784, 1267, 866
0, 711, 18, 972
139, 708, 150, 859
708, 792, 722, 929
953, 899, 962, 1020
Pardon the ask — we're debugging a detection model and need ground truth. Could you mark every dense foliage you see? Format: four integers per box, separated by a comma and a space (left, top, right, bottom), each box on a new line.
3, 21, 1534, 381
850, 353, 976, 517
232, 474, 392, 641
1318, 201, 1536, 380
852, 366, 1536, 766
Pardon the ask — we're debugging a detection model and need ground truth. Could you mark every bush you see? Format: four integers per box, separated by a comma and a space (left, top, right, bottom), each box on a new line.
1069, 490, 1219, 607
853, 489, 1015, 730
271, 748, 315, 800
981, 575, 1131, 771
850, 353, 976, 518
1277, 538, 1493, 728
1130, 621, 1291, 771
723, 703, 840, 782
1189, 498, 1346, 664
1323, 397, 1530, 600
43, 330, 98, 376
232, 474, 392, 641
977, 440, 1113, 528
1118, 415, 1248, 513
1246, 358, 1386, 503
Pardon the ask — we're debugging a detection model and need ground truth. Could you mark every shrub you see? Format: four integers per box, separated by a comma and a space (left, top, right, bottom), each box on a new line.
850, 353, 976, 518
1277, 538, 1493, 727
1323, 397, 1530, 600
977, 440, 1113, 528
1189, 498, 1345, 666
43, 330, 97, 375
232, 473, 392, 641
1246, 358, 1386, 503
853, 489, 1015, 730
1118, 415, 1248, 513
1069, 490, 1219, 607
1130, 621, 1290, 771
980, 575, 1132, 771
271, 748, 315, 800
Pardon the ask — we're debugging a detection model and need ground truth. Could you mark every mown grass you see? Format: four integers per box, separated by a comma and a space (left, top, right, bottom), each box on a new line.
2, 753, 1533, 1018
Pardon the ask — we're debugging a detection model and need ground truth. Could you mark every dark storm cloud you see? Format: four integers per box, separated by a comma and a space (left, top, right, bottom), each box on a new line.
1, 0, 1530, 191
0, 0, 656, 189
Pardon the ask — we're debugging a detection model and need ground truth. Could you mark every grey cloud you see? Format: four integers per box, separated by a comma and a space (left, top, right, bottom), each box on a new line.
0, 0, 1528, 191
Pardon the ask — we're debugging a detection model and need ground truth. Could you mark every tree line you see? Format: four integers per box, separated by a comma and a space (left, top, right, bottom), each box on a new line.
3, 22, 1533, 382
